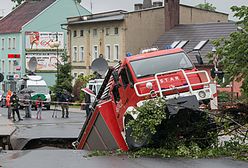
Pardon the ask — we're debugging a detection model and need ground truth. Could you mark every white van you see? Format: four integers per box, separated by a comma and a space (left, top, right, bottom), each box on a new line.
17, 75, 51, 110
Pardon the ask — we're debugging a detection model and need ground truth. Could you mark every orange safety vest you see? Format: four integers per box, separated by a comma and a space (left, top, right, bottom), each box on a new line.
6, 94, 11, 107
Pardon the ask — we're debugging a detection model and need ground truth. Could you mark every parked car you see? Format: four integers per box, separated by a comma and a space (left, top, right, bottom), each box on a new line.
0, 90, 6, 107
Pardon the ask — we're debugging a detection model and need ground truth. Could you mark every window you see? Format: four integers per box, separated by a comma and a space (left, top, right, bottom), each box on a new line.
93, 45, 98, 60
1, 61, 4, 73
1, 38, 4, 50
176, 40, 189, 49
120, 68, 129, 88
73, 46, 78, 62
73, 30, 77, 37
105, 45, 111, 60
171, 41, 181, 48
8, 38, 11, 49
8, 60, 11, 74
114, 44, 119, 60
106, 28, 110, 35
114, 27, 119, 35
79, 46, 84, 62
13, 38, 16, 49
93, 29, 97, 36
130, 52, 193, 79
80, 30, 84, 36
193, 40, 209, 51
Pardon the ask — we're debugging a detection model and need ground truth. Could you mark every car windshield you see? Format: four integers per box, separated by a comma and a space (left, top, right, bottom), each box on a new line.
28, 86, 49, 94
130, 52, 193, 79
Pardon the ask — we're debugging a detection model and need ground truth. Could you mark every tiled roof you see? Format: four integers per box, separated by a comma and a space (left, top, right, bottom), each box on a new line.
0, 0, 56, 34
153, 22, 237, 64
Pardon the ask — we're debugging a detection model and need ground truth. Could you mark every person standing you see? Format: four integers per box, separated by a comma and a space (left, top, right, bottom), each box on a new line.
24, 93, 32, 118
60, 90, 70, 118
6, 90, 12, 119
36, 96, 43, 120
10, 92, 23, 122
84, 93, 91, 117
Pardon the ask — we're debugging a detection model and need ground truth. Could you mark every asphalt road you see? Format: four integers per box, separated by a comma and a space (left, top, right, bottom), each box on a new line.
0, 106, 248, 168
0, 149, 248, 168
0, 106, 86, 149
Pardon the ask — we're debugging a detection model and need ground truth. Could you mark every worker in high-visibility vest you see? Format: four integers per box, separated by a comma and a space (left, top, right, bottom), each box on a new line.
6, 90, 12, 119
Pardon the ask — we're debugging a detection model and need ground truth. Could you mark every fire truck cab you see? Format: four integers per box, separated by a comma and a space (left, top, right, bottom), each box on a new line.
76, 48, 213, 151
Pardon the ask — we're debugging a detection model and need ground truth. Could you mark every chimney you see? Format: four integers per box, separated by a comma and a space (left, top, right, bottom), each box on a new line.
134, 3, 143, 11
153, 1, 163, 7
164, 0, 179, 31
143, 0, 152, 9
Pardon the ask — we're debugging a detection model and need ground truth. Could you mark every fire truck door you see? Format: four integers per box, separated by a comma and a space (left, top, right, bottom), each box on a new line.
118, 68, 131, 109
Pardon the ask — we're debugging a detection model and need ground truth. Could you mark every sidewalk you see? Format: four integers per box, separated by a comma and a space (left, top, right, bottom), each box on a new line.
51, 105, 84, 113
0, 115, 16, 136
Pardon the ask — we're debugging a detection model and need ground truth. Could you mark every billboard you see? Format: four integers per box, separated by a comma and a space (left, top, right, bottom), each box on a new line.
26, 53, 63, 71
25, 32, 64, 50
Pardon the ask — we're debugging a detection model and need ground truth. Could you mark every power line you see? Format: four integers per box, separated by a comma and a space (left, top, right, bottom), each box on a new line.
74, 0, 82, 17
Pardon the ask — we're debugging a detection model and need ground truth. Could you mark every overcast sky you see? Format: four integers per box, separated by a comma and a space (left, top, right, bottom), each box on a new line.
1, 0, 247, 20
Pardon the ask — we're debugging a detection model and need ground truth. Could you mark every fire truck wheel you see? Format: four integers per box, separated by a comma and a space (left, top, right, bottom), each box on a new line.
124, 115, 150, 149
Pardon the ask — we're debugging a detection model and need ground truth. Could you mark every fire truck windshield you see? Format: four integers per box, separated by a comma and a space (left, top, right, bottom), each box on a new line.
130, 52, 193, 79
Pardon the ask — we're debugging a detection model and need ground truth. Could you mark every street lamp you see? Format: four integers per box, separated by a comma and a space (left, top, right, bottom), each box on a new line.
49, 33, 60, 85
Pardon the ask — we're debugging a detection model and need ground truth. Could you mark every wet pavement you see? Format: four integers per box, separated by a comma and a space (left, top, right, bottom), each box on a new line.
1, 106, 248, 167
0, 149, 248, 168
0, 106, 86, 149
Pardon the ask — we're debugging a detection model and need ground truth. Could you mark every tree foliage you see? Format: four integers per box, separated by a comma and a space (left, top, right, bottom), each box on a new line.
195, 3, 216, 11
50, 51, 73, 97
212, 6, 248, 100
72, 74, 95, 101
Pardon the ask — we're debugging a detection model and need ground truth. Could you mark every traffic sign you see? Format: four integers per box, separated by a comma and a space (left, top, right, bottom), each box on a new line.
14, 74, 20, 80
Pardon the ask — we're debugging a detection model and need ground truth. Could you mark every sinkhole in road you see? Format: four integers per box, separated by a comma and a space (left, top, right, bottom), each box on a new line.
21, 138, 77, 150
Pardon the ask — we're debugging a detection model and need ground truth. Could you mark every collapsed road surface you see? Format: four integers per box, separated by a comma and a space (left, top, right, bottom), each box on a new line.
0, 106, 86, 150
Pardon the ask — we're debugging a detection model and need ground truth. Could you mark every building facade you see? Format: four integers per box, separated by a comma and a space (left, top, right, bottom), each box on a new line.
67, 1, 228, 78
0, 0, 90, 91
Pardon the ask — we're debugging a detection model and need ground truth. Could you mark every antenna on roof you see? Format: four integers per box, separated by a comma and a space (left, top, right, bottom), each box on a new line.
90, 0, 93, 13
74, 0, 82, 17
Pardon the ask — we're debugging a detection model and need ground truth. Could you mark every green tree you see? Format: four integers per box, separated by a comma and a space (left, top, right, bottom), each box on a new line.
195, 3, 216, 11
72, 74, 94, 101
212, 6, 248, 100
50, 51, 73, 99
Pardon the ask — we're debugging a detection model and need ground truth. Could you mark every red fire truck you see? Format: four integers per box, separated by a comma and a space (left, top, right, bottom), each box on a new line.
75, 48, 214, 151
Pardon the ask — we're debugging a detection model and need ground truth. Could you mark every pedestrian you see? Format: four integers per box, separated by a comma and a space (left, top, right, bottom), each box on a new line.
6, 90, 12, 119
60, 90, 70, 118
24, 93, 32, 118
36, 96, 43, 120
84, 92, 91, 117
10, 92, 23, 122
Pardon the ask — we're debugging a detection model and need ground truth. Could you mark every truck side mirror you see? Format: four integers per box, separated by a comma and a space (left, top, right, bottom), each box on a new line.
49, 91, 52, 95
81, 88, 96, 98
